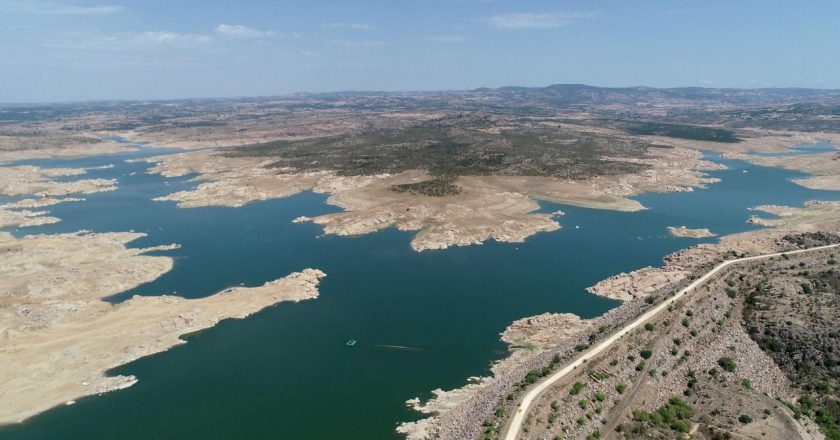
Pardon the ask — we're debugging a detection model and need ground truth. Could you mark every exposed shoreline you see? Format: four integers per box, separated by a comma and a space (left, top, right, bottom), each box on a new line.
0, 158, 329, 425
654, 131, 840, 190
667, 225, 717, 238
0, 228, 326, 425
1, 130, 837, 436
138, 144, 721, 251
397, 200, 840, 439
0, 136, 134, 165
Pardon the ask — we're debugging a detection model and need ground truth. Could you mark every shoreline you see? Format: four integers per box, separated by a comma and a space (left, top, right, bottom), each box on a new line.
1, 137, 838, 436
653, 132, 840, 191
0, 230, 327, 425
0, 158, 330, 425
397, 200, 840, 439
667, 225, 717, 238
136, 144, 721, 252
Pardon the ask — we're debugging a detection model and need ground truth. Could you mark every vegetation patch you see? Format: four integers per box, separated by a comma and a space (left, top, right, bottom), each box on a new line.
622, 121, 741, 143
618, 397, 694, 438
226, 116, 653, 179
390, 176, 463, 197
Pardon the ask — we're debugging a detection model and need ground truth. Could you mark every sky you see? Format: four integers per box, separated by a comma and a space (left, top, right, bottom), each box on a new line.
1, 0, 838, 102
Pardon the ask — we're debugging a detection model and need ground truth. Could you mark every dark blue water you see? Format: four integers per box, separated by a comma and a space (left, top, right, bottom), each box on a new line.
2, 146, 838, 439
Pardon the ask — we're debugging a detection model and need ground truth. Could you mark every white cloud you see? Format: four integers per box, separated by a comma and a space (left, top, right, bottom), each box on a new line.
0, 1, 124, 15
482, 12, 597, 29
214, 24, 274, 39
320, 22, 370, 31
131, 31, 212, 47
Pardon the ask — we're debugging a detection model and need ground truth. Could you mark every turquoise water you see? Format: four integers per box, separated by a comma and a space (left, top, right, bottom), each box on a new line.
2, 147, 839, 439
748, 140, 837, 157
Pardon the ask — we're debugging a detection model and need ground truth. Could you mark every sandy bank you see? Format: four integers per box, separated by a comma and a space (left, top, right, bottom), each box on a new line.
667, 225, 717, 238
142, 145, 719, 251
0, 209, 60, 229
0, 230, 326, 425
398, 313, 592, 440
399, 200, 840, 439
653, 130, 840, 190
0, 135, 132, 164
748, 201, 840, 231
598, 201, 840, 303
0, 165, 117, 197
586, 266, 690, 301
0, 197, 84, 229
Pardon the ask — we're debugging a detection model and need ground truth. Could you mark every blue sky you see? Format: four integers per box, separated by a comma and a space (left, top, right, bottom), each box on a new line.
1, 0, 838, 102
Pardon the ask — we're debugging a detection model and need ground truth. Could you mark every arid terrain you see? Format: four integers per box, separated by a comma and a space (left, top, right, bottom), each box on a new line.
1, 85, 840, 436
400, 204, 840, 440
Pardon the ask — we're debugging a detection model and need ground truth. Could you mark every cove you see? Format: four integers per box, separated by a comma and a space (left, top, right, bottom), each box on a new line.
1, 147, 839, 439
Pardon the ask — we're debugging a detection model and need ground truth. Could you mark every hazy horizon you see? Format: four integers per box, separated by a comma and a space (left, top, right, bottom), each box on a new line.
1, 0, 838, 102
5, 82, 840, 106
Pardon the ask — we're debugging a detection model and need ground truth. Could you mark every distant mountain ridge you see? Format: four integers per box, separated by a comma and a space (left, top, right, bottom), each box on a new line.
4, 83, 840, 108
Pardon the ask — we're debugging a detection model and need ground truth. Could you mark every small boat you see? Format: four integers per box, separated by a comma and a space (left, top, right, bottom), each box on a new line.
346, 339, 357, 347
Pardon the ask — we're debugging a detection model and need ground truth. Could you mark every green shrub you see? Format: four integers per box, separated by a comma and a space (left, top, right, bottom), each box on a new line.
525, 370, 540, 384
718, 357, 737, 372
738, 414, 753, 424
636, 361, 646, 371
616, 383, 627, 394
671, 420, 690, 432
725, 287, 737, 298
631, 397, 694, 432
578, 399, 588, 409
570, 381, 585, 395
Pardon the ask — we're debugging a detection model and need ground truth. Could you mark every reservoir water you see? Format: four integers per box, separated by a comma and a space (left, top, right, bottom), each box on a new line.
2, 146, 839, 439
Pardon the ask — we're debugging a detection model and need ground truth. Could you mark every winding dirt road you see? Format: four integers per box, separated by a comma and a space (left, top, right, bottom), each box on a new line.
502, 243, 840, 440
